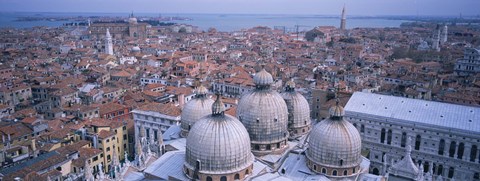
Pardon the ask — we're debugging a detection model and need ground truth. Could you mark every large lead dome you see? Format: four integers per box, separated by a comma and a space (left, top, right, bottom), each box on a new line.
281, 80, 311, 138
306, 101, 362, 177
237, 68, 289, 156
180, 85, 215, 137
184, 95, 254, 181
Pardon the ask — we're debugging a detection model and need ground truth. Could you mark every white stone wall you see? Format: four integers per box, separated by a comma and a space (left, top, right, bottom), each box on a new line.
344, 115, 480, 180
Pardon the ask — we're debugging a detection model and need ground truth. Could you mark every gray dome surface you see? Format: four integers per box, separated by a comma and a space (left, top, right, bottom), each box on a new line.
185, 114, 254, 174
253, 69, 274, 86
307, 108, 362, 168
237, 90, 289, 144
281, 84, 311, 131
180, 87, 214, 135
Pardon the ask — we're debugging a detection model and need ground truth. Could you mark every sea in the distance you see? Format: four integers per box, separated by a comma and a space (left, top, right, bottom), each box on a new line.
0, 12, 410, 32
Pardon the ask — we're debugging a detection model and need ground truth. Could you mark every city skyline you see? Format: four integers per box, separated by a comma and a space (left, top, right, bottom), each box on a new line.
0, 0, 479, 16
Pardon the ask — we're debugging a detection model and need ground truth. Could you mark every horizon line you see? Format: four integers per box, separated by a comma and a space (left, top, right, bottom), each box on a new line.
0, 11, 478, 18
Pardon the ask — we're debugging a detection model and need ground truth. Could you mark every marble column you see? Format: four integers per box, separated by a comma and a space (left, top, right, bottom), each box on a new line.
463, 143, 471, 161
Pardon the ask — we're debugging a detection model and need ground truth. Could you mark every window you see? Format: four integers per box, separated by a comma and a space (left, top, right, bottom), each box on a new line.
401, 132, 407, 147
449, 141, 457, 157
234, 174, 240, 180
360, 125, 365, 133
343, 170, 348, 176
206, 176, 212, 181
106, 147, 110, 151
332, 170, 337, 176
458, 142, 465, 159
438, 139, 445, 155
322, 168, 326, 174
471, 145, 478, 162
220, 176, 227, 181
380, 129, 386, 143
415, 135, 421, 150
448, 167, 454, 178
387, 130, 392, 145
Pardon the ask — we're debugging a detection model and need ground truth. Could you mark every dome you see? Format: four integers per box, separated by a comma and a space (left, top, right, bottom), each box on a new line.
185, 95, 254, 179
237, 69, 289, 155
131, 46, 141, 52
306, 103, 362, 177
253, 69, 274, 86
180, 85, 214, 137
281, 81, 311, 138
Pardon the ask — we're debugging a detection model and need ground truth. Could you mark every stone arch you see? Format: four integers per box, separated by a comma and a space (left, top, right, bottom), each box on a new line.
372, 167, 380, 175
343, 170, 348, 176
234, 173, 240, 180
322, 168, 326, 174
206, 176, 213, 181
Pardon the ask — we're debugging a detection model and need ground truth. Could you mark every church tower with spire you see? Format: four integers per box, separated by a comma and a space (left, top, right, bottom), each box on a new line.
340, 4, 347, 30
105, 28, 114, 55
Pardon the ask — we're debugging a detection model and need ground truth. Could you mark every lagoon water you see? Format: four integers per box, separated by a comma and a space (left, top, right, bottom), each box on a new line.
0, 12, 408, 31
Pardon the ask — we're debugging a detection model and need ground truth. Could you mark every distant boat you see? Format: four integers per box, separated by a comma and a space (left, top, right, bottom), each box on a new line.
219, 15, 227, 17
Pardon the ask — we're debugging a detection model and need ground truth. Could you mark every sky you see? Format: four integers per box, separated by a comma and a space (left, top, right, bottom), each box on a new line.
0, 0, 479, 16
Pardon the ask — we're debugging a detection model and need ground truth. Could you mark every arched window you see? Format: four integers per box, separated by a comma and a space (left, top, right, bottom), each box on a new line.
340, 159, 343, 166
313, 165, 317, 171
343, 170, 348, 176
206, 176, 213, 181
372, 168, 379, 175
255, 145, 260, 150
387, 130, 392, 145
246, 169, 250, 175
220, 176, 227, 181
332, 170, 337, 176
423, 161, 429, 173
437, 165, 443, 176
360, 125, 365, 133
380, 128, 386, 143
448, 167, 454, 178
266, 145, 271, 150
234, 173, 240, 180
415, 135, 421, 150
470, 145, 478, 162
401, 132, 407, 147
449, 141, 457, 157
438, 139, 445, 155
322, 168, 326, 174
457, 142, 465, 159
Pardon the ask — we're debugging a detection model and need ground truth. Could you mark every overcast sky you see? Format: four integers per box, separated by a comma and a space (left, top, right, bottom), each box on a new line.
0, 0, 478, 16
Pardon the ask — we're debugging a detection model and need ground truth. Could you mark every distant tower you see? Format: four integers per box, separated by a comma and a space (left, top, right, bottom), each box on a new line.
105, 28, 114, 55
441, 25, 448, 44
432, 24, 441, 52
340, 4, 346, 30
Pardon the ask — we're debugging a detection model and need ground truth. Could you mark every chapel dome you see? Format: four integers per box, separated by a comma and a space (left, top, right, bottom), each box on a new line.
281, 80, 311, 138
306, 102, 362, 177
184, 95, 254, 179
237, 68, 289, 155
180, 85, 214, 137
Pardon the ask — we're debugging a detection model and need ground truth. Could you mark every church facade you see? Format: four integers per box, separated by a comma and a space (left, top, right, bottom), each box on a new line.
88, 13, 148, 39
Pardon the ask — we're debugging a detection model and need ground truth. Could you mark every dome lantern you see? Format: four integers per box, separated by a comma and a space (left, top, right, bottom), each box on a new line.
253, 68, 274, 90
212, 94, 224, 116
